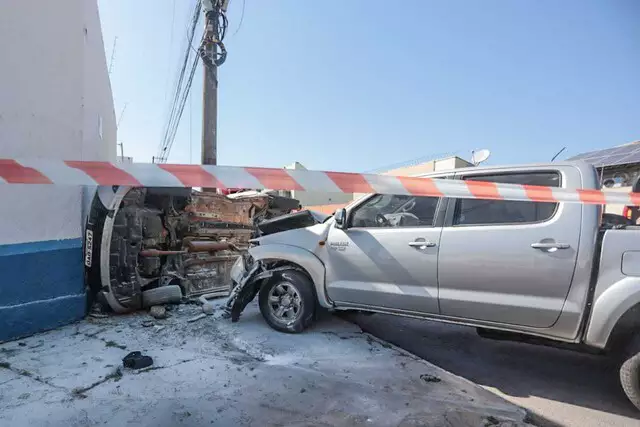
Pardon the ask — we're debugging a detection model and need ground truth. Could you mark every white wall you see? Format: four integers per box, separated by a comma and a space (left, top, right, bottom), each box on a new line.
281, 162, 354, 207
0, 0, 115, 245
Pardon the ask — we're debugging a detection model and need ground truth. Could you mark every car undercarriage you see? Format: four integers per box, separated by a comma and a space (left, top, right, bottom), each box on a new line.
85, 187, 301, 313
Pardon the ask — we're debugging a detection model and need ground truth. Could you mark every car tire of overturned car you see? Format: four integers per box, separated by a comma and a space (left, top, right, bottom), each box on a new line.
258, 270, 315, 333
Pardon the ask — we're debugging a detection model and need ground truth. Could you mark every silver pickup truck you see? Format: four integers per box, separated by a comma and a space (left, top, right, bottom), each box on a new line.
227, 161, 640, 410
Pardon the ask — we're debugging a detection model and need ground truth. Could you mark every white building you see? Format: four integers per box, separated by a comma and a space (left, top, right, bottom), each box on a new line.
282, 156, 473, 214
278, 162, 355, 207
0, 1, 116, 341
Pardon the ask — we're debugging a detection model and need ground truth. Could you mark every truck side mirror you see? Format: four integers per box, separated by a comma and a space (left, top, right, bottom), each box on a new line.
334, 208, 348, 229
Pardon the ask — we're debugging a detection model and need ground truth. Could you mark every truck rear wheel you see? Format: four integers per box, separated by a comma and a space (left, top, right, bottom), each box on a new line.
258, 270, 315, 333
620, 334, 640, 411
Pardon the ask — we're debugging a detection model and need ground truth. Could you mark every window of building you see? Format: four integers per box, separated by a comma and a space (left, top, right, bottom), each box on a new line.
454, 171, 560, 226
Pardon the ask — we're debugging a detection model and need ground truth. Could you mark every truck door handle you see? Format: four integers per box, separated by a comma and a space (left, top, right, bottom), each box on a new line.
531, 242, 570, 250
408, 240, 436, 248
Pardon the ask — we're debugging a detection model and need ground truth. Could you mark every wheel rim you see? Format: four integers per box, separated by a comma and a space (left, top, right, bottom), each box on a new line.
268, 281, 302, 322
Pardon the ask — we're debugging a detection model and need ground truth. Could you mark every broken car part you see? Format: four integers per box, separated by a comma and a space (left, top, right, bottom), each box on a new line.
122, 351, 154, 370
256, 209, 329, 236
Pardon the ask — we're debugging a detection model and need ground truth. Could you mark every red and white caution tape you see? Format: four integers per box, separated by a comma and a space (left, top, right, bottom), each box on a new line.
0, 158, 638, 206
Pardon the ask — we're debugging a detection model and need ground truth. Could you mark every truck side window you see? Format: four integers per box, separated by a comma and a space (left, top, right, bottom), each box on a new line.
350, 194, 440, 228
454, 172, 560, 226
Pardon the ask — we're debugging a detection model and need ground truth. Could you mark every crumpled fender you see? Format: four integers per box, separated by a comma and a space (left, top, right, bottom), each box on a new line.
248, 244, 331, 308
585, 277, 640, 348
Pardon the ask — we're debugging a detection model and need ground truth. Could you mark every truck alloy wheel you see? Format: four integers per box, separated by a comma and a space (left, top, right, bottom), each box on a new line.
268, 282, 302, 322
259, 270, 315, 333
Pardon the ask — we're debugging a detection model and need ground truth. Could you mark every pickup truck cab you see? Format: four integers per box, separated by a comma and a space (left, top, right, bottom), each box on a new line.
227, 161, 640, 410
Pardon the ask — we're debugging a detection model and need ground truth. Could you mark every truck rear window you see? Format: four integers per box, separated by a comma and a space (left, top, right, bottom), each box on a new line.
454, 171, 560, 226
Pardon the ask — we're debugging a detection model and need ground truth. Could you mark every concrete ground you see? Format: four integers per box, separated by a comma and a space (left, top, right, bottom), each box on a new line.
0, 301, 531, 427
351, 313, 640, 427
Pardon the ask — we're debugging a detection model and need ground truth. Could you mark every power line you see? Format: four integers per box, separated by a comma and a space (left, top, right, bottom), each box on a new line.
231, 0, 246, 37
156, 1, 202, 163
163, 0, 177, 102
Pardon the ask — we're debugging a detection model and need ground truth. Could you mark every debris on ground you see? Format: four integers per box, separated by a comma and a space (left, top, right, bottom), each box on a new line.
89, 312, 108, 319
200, 291, 229, 300
149, 305, 168, 320
198, 295, 216, 315
122, 351, 154, 370
201, 303, 215, 315
187, 313, 207, 323
141, 320, 155, 328
0, 302, 533, 426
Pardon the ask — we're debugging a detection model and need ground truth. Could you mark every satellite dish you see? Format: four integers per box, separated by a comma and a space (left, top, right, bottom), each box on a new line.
471, 149, 491, 166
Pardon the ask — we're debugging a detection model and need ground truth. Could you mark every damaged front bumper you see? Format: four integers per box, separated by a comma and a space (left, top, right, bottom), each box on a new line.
225, 254, 306, 322
225, 255, 261, 321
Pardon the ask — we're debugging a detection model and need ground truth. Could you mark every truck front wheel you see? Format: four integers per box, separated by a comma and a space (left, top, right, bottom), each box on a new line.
620, 334, 640, 411
259, 270, 315, 333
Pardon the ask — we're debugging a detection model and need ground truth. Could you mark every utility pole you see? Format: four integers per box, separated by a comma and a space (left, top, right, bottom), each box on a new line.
201, 11, 218, 167
200, 1, 229, 170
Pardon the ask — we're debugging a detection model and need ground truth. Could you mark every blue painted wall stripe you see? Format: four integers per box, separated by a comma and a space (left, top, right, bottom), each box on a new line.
0, 238, 86, 342
0, 238, 82, 256
0, 294, 86, 342
0, 238, 84, 307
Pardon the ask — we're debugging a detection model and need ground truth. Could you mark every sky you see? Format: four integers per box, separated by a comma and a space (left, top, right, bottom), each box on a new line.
97, 0, 640, 172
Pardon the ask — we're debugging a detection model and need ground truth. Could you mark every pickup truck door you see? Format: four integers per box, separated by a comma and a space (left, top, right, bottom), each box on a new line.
437, 167, 582, 328
324, 193, 443, 315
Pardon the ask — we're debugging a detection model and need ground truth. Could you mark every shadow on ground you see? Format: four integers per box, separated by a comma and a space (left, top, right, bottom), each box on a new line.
349, 312, 640, 426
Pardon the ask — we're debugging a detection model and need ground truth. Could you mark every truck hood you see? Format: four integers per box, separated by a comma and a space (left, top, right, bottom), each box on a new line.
256, 210, 329, 236
251, 220, 333, 253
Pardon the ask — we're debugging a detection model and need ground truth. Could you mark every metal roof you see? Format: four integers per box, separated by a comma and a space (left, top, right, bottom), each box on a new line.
567, 141, 640, 168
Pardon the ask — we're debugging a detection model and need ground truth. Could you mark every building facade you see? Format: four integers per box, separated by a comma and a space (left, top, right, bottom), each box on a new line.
0, 0, 116, 341
279, 162, 355, 207
305, 156, 473, 213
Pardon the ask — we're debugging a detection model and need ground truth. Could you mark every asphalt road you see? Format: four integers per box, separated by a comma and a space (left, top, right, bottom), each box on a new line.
350, 313, 640, 427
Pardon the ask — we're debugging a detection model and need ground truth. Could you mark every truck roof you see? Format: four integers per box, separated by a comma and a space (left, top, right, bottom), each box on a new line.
412, 160, 594, 179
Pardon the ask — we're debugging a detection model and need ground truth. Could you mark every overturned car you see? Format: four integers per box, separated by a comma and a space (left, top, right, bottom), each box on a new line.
84, 186, 300, 313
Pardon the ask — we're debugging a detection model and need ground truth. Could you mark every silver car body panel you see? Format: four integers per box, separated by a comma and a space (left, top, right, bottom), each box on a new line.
438, 164, 588, 330
246, 161, 636, 347
324, 226, 441, 314
585, 230, 640, 348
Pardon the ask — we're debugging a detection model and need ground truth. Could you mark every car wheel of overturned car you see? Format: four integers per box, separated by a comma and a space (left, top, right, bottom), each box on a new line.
141, 284, 183, 308
259, 270, 315, 333
620, 334, 640, 411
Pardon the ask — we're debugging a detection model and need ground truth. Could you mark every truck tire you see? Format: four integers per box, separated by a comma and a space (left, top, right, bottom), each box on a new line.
620, 334, 640, 411
141, 285, 183, 308
259, 270, 315, 333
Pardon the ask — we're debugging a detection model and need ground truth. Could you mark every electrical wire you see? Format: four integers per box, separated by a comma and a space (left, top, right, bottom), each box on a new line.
157, 1, 202, 163
200, 1, 229, 69
157, 0, 232, 163
163, 0, 177, 101
231, 0, 246, 37
162, 53, 199, 163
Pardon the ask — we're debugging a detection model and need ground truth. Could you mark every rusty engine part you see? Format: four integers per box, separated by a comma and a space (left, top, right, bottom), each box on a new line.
99, 187, 298, 313
185, 240, 239, 253
139, 249, 188, 256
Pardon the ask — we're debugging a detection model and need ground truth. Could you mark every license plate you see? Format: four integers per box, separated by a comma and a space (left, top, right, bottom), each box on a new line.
85, 229, 93, 267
